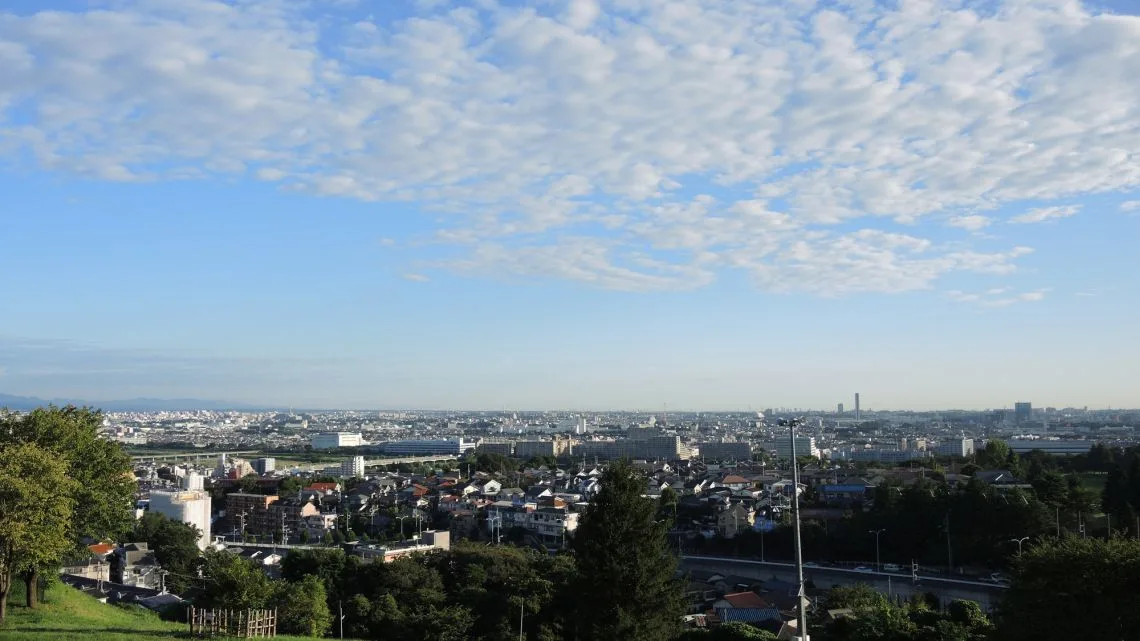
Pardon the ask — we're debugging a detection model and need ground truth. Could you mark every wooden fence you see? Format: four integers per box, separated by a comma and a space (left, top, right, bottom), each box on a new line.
187, 606, 277, 638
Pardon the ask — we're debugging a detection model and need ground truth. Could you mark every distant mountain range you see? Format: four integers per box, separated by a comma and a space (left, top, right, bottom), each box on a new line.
0, 393, 264, 412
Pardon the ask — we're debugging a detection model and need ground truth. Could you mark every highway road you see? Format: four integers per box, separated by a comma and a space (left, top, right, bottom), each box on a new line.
131, 450, 458, 470
284, 455, 459, 472
680, 555, 1007, 611
131, 449, 260, 462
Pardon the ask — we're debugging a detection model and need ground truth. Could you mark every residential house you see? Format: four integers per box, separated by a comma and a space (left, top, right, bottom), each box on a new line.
355, 530, 451, 563
299, 513, 338, 540
717, 503, 754, 539
818, 483, 871, 507
265, 497, 320, 538
109, 542, 161, 589
720, 475, 751, 491
713, 591, 783, 626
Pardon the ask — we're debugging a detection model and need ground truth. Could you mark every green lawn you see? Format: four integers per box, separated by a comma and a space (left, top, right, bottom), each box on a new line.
1, 581, 328, 640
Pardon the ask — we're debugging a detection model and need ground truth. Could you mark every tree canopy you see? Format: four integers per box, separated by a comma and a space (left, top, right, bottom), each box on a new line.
132, 512, 202, 594
995, 536, 1140, 641
571, 459, 686, 641
0, 442, 78, 621
1, 406, 135, 546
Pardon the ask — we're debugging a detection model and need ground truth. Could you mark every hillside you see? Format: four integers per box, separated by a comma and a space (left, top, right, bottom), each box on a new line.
0, 581, 327, 641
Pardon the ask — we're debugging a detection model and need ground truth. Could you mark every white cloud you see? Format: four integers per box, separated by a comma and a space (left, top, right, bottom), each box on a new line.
948, 215, 993, 232
1010, 205, 1082, 224
2, 1, 1139, 293
947, 288, 1049, 307
1121, 200, 1140, 212
401, 272, 430, 282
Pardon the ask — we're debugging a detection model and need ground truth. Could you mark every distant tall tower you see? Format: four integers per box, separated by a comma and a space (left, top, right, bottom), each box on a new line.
855, 393, 861, 421
1014, 402, 1032, 424
837, 403, 845, 415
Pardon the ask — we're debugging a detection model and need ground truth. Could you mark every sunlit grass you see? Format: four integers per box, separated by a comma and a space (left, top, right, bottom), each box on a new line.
1, 580, 334, 640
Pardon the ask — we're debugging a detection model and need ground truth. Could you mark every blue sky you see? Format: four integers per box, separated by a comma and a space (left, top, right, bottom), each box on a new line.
1, 0, 1138, 410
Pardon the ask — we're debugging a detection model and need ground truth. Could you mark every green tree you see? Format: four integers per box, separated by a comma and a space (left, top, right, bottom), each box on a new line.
132, 512, 201, 594
710, 622, 777, 640
1, 406, 135, 604
570, 459, 685, 641
845, 602, 918, 641
239, 473, 262, 494
274, 574, 332, 637
196, 550, 275, 610
659, 486, 679, 526
996, 536, 1140, 641
280, 548, 348, 605
278, 476, 302, 496
1102, 464, 1133, 530
827, 583, 887, 610
979, 440, 1011, 469
0, 443, 77, 621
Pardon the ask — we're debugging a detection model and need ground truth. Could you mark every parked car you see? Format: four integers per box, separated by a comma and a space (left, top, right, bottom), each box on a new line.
883, 563, 901, 572
853, 566, 873, 573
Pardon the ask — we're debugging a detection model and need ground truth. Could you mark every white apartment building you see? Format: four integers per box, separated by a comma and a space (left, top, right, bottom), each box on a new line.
148, 490, 212, 551
935, 438, 975, 458
341, 456, 365, 478
311, 432, 364, 449
766, 436, 820, 459
379, 439, 478, 455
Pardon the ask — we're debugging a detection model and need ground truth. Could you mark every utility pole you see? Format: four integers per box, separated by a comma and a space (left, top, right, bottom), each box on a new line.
781, 418, 809, 641
944, 513, 953, 574
519, 598, 525, 641
339, 600, 345, 639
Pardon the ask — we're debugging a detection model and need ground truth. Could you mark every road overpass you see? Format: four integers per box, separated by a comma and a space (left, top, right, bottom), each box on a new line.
283, 455, 459, 472
131, 450, 260, 463
680, 555, 1007, 611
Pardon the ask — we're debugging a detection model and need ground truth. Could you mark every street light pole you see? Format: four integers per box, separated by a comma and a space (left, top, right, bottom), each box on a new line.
1010, 536, 1029, 555
869, 529, 886, 571
782, 418, 809, 641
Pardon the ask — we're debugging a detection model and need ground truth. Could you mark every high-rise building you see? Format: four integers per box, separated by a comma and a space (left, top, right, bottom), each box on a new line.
697, 442, 752, 461
340, 456, 365, 478
149, 490, 212, 550
935, 438, 975, 458
252, 457, 276, 475
379, 439, 478, 455
575, 416, 587, 435
855, 393, 861, 421
767, 436, 820, 459
182, 472, 205, 491
1014, 402, 1032, 424
837, 403, 845, 415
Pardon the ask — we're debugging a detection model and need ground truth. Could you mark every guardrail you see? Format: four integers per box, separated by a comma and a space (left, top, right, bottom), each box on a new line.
679, 554, 1008, 590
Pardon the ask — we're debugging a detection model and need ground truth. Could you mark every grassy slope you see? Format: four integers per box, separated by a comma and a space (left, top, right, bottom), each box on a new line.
1, 581, 324, 641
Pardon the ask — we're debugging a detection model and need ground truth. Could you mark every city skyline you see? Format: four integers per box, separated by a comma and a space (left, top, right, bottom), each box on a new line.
2, 0, 1139, 409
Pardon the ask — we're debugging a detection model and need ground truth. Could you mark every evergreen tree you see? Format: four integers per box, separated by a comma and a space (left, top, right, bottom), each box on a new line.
571, 459, 685, 641
1102, 464, 1133, 531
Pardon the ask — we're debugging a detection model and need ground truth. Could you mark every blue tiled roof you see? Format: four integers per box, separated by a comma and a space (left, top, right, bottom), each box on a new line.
716, 607, 783, 623
820, 484, 868, 492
